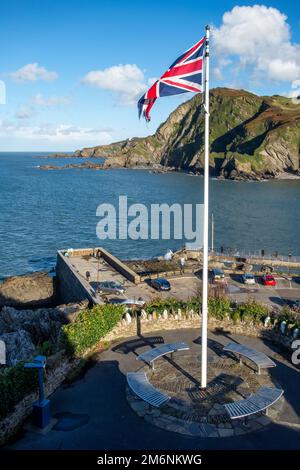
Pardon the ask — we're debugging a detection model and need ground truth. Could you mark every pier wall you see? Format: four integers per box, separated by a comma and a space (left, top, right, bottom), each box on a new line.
56, 251, 97, 304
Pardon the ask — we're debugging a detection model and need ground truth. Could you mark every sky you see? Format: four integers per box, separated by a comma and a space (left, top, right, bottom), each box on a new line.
0, 0, 300, 151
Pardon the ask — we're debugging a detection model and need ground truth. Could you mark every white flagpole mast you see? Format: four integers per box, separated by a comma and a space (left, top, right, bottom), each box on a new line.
201, 24, 210, 389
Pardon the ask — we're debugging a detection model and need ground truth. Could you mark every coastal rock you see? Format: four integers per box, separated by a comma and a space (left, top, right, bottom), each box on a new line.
0, 330, 36, 366
0, 272, 56, 309
0, 306, 67, 344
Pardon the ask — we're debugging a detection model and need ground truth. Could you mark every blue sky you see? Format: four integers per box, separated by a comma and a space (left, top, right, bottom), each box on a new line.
0, 0, 300, 151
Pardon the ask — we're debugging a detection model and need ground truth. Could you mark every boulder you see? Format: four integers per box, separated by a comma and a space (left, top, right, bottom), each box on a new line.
0, 330, 36, 366
0, 305, 67, 344
0, 272, 57, 309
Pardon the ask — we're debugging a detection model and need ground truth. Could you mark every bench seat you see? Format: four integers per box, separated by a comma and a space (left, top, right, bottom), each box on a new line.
137, 342, 189, 369
127, 372, 169, 408
223, 342, 276, 374
224, 386, 283, 420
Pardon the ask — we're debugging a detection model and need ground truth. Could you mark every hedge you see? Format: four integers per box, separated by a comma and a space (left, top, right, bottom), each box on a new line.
144, 297, 268, 324
0, 364, 38, 419
59, 304, 125, 355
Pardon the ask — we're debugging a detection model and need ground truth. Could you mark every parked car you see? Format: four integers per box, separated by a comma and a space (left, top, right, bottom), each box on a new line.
91, 280, 126, 295
242, 273, 256, 285
150, 278, 171, 291
108, 298, 145, 308
261, 274, 276, 286
211, 268, 225, 283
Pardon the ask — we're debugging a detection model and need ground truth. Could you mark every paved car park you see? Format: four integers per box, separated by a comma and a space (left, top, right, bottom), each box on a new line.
69, 254, 300, 309
226, 274, 300, 308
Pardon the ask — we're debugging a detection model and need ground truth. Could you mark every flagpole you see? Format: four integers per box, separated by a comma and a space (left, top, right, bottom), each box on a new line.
201, 24, 210, 389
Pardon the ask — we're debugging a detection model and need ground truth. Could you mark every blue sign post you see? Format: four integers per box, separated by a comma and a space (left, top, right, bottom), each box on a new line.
24, 355, 51, 429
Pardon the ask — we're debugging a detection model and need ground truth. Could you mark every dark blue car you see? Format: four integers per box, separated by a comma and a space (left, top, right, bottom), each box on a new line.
150, 278, 171, 291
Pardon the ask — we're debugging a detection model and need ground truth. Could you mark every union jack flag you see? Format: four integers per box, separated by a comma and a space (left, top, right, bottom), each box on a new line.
138, 36, 205, 122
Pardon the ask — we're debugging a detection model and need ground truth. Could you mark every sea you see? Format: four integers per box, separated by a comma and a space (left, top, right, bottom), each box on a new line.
0, 151, 299, 280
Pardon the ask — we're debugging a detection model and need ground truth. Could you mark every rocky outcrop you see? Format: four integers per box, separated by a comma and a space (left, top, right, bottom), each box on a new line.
0, 330, 36, 366
0, 301, 89, 365
74, 88, 300, 180
0, 306, 67, 344
39, 162, 105, 171
0, 272, 57, 309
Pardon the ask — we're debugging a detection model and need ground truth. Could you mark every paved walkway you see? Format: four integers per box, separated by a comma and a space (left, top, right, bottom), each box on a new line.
9, 329, 300, 450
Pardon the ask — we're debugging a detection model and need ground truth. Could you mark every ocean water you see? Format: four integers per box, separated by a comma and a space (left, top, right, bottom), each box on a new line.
0, 152, 300, 280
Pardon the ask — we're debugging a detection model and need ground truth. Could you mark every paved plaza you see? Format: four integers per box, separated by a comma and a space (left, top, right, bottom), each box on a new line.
9, 328, 300, 450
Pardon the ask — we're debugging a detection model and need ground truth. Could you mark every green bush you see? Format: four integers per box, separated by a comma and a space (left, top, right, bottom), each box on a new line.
236, 301, 268, 323
145, 297, 201, 316
37, 340, 53, 356
208, 297, 231, 320
230, 310, 241, 324
59, 304, 125, 356
0, 364, 38, 419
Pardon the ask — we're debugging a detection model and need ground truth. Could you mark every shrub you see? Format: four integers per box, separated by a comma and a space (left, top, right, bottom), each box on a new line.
59, 304, 125, 356
208, 297, 231, 320
230, 310, 241, 324
145, 297, 188, 315
0, 364, 38, 419
236, 301, 268, 324
37, 340, 53, 356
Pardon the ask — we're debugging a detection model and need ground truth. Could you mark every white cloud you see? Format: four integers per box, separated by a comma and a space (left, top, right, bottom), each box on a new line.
212, 67, 223, 81
32, 93, 71, 106
283, 80, 300, 103
10, 63, 58, 83
82, 64, 149, 106
15, 106, 34, 119
212, 5, 300, 83
0, 119, 112, 143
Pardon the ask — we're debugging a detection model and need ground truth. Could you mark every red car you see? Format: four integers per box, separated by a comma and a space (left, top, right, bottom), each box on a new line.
261, 274, 276, 286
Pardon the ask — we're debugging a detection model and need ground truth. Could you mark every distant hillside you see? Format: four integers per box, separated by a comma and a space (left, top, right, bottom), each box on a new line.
75, 88, 300, 180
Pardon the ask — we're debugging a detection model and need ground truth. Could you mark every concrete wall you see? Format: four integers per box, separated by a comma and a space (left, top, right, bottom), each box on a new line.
99, 247, 140, 284
56, 251, 98, 304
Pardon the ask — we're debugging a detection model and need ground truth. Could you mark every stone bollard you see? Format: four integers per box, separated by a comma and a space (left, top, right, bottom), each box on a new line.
152, 311, 157, 321
178, 308, 182, 319
162, 310, 168, 320
293, 328, 299, 339
148, 313, 153, 322
141, 309, 147, 320
125, 312, 132, 324
280, 321, 287, 335
264, 316, 271, 327
158, 314, 162, 321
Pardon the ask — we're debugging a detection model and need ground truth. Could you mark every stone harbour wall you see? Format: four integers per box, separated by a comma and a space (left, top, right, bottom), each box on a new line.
56, 251, 97, 305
